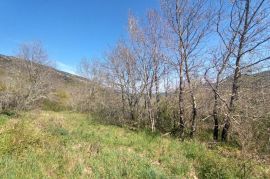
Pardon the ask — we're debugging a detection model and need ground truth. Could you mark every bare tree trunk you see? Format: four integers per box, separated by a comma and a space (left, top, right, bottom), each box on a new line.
189, 92, 197, 138
185, 61, 197, 138
205, 66, 227, 142
222, 70, 240, 141
179, 62, 185, 139
230, 60, 241, 110
221, 115, 231, 141
154, 63, 161, 130
148, 84, 155, 132
131, 110, 135, 121
164, 65, 169, 98
222, 0, 250, 142
213, 91, 219, 141
120, 86, 125, 117
222, 58, 241, 141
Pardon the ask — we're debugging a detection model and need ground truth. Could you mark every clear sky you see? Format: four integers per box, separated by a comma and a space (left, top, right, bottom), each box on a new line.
0, 0, 159, 74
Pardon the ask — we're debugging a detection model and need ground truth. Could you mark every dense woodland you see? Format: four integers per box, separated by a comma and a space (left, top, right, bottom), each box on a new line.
1, 0, 270, 165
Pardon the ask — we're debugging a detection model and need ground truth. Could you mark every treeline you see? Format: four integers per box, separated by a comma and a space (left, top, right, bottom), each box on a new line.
77, 0, 270, 155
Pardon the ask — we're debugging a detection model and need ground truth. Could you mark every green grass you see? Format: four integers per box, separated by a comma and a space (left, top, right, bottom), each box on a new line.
0, 111, 269, 178
0, 115, 9, 125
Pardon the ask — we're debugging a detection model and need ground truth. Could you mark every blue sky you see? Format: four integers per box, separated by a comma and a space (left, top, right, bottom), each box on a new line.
0, 0, 159, 74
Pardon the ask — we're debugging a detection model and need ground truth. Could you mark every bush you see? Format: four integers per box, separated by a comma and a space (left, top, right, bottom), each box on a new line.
156, 101, 177, 133
42, 99, 69, 112
0, 114, 9, 125
55, 90, 69, 101
0, 110, 17, 117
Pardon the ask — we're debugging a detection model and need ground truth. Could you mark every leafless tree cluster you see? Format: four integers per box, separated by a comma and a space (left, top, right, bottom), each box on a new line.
205, 0, 270, 142
78, 0, 270, 155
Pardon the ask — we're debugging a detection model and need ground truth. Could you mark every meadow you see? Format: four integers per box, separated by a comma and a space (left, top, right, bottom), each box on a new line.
0, 111, 269, 178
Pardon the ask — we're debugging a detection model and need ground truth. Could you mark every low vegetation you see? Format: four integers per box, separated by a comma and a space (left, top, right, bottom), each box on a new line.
0, 111, 269, 178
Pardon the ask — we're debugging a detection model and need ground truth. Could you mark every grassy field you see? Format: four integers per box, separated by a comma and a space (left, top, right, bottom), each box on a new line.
0, 111, 269, 178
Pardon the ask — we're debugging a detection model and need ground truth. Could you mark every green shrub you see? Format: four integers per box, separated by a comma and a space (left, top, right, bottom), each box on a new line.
0, 115, 9, 125
0, 110, 17, 117
42, 99, 68, 112
156, 101, 177, 133
55, 90, 69, 101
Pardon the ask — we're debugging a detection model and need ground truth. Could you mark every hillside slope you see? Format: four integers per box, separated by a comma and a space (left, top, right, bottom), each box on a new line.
0, 54, 88, 86
0, 111, 269, 178
0, 54, 92, 110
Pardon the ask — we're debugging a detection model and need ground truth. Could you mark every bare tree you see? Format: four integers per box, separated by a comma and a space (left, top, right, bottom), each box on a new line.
215, 0, 270, 141
204, 49, 233, 141
128, 10, 166, 131
15, 41, 53, 110
76, 58, 102, 112
161, 0, 213, 138
105, 41, 145, 123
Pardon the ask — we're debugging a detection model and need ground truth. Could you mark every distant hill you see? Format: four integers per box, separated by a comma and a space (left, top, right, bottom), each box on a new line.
0, 54, 93, 110
222, 70, 270, 89
0, 54, 88, 85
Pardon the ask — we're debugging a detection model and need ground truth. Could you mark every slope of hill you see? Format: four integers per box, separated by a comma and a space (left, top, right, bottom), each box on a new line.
0, 54, 88, 85
0, 111, 269, 178
0, 54, 92, 111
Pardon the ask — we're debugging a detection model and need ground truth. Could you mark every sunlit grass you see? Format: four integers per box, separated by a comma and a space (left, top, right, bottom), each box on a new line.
0, 111, 268, 178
